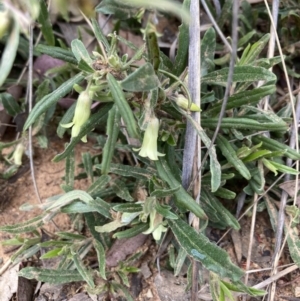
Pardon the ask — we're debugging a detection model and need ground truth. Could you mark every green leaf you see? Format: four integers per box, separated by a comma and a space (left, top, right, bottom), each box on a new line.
53, 104, 112, 162
96, 163, 153, 180
242, 150, 272, 162
218, 0, 233, 28
237, 30, 256, 47
173, 0, 190, 76
57, 102, 76, 138
65, 146, 75, 188
113, 223, 148, 239
19, 267, 83, 284
113, 203, 143, 213
40, 248, 62, 259
1, 92, 22, 116
72, 253, 95, 288
120, 63, 160, 91
168, 218, 243, 281
201, 27, 216, 76
78, 59, 94, 73
0, 215, 45, 234
213, 187, 236, 199
111, 179, 134, 202
101, 106, 120, 174
96, 0, 139, 19
24, 73, 85, 131
205, 84, 276, 116
156, 159, 207, 219
216, 134, 251, 180
239, 34, 270, 66
35, 44, 77, 65
252, 136, 300, 160
46, 190, 93, 212
202, 118, 287, 132
82, 152, 94, 182
0, 18, 19, 86
37, 0, 55, 46
87, 175, 111, 197
94, 240, 107, 280
107, 74, 139, 138
150, 186, 181, 198
155, 203, 178, 220
202, 66, 276, 86
146, 32, 160, 73
174, 247, 187, 276
91, 18, 110, 52
71, 39, 92, 64
201, 189, 240, 229
262, 158, 299, 176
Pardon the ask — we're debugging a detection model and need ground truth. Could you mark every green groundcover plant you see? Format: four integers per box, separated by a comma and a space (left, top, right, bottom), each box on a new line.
0, 0, 299, 299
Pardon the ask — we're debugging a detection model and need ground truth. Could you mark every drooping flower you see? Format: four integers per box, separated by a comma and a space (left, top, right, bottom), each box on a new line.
13, 142, 25, 165
143, 210, 167, 241
61, 90, 92, 142
134, 117, 164, 161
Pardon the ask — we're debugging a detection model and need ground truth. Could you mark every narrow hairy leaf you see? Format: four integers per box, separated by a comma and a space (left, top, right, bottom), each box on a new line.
150, 186, 181, 198
38, 0, 55, 46
113, 223, 148, 239
82, 152, 94, 182
156, 159, 207, 219
91, 18, 110, 52
94, 240, 107, 279
216, 134, 251, 180
252, 136, 300, 160
35, 44, 77, 64
113, 203, 143, 213
46, 190, 93, 212
71, 39, 92, 64
202, 66, 276, 86
202, 118, 287, 131
1, 92, 22, 116
107, 73, 139, 138
173, 0, 190, 76
206, 85, 276, 115
96, 163, 153, 180
0, 215, 45, 234
65, 147, 75, 188
201, 27, 216, 76
101, 106, 120, 174
87, 175, 111, 197
19, 267, 83, 284
73, 253, 95, 288
169, 218, 243, 281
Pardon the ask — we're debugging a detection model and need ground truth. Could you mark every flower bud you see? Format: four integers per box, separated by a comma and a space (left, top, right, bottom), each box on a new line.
175, 95, 201, 112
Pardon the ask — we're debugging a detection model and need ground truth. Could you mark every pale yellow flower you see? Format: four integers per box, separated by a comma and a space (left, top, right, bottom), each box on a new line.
134, 117, 164, 160
61, 90, 92, 142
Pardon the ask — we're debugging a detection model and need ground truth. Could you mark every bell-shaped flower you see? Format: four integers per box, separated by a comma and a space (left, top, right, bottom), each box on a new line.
143, 210, 167, 241
134, 117, 164, 160
61, 90, 92, 142
13, 142, 25, 165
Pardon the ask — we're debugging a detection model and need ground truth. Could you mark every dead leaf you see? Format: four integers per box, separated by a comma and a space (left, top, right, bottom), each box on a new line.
279, 180, 300, 204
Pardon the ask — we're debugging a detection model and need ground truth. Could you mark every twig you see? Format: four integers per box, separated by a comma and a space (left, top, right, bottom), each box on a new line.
28, 24, 42, 205
183, 0, 201, 298
243, 193, 258, 301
